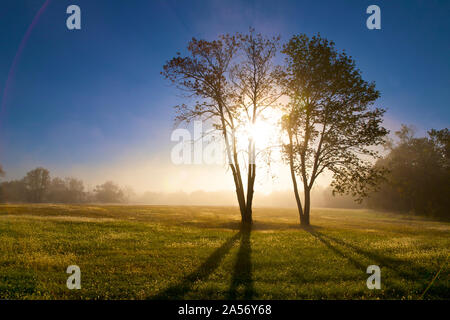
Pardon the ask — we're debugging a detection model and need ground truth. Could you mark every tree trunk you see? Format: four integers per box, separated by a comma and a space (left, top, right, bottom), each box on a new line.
244, 163, 255, 225
222, 120, 247, 224
230, 164, 247, 222
243, 138, 256, 225
289, 158, 304, 224
288, 133, 304, 224
223, 123, 255, 225
302, 186, 311, 226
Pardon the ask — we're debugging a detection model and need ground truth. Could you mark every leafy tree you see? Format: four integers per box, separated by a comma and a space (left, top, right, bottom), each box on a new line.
65, 177, 85, 203
368, 126, 450, 219
24, 167, 51, 203
0, 179, 27, 203
162, 30, 281, 224
0, 164, 4, 178
280, 34, 388, 226
94, 181, 124, 203
47, 177, 68, 203
428, 128, 450, 168
47, 177, 85, 203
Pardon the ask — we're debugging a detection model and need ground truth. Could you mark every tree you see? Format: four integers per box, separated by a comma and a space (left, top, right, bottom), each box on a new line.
368, 125, 450, 219
162, 30, 281, 224
47, 177, 68, 203
428, 128, 450, 168
65, 177, 85, 203
94, 181, 124, 203
0, 179, 28, 203
24, 167, 51, 203
46, 177, 84, 203
122, 186, 136, 203
280, 34, 388, 226
0, 165, 4, 178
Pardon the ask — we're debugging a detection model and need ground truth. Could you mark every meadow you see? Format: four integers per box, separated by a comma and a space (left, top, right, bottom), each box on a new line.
0, 204, 448, 300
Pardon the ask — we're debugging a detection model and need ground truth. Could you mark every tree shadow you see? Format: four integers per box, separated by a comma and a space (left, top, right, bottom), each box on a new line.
227, 224, 254, 299
180, 220, 314, 231
303, 226, 367, 272
148, 231, 241, 299
319, 232, 432, 280
304, 227, 437, 297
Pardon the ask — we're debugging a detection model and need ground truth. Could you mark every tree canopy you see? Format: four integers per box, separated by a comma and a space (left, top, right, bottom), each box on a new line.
368, 126, 449, 220
280, 34, 388, 225
162, 30, 281, 224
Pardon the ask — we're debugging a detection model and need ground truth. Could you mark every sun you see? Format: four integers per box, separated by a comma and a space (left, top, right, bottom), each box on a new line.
236, 108, 284, 152
248, 121, 275, 146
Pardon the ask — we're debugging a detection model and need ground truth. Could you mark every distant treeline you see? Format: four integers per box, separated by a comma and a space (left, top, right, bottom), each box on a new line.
0, 167, 127, 203
367, 126, 449, 220
0, 165, 361, 208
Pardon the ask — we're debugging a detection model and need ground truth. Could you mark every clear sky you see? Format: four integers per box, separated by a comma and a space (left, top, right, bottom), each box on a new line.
0, 0, 449, 193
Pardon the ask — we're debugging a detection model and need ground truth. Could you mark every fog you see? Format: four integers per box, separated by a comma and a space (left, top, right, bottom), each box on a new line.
132, 187, 362, 209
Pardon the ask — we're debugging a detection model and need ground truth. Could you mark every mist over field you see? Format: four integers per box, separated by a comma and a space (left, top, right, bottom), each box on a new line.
132, 188, 361, 209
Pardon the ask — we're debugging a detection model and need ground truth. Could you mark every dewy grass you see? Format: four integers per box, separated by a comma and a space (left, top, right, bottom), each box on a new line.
0, 204, 448, 300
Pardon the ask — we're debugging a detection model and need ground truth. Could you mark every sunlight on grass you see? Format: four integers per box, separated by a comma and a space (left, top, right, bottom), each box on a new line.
0, 204, 448, 299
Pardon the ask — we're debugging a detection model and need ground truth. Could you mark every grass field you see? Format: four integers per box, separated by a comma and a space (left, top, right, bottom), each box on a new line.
0, 204, 448, 300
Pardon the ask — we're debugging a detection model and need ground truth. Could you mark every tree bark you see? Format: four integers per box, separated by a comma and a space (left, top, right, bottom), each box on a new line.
233, 150, 248, 224
230, 164, 247, 222
244, 163, 255, 224
221, 115, 248, 224
288, 132, 304, 224
302, 185, 311, 226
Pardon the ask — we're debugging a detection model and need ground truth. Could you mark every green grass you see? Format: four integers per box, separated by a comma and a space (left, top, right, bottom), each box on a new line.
0, 204, 448, 300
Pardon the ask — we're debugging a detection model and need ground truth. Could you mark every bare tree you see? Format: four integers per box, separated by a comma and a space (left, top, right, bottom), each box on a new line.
281, 34, 388, 226
162, 30, 280, 224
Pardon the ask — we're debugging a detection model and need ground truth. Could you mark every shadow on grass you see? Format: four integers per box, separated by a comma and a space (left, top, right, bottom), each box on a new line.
321, 232, 431, 279
149, 231, 241, 299
179, 220, 314, 231
303, 226, 443, 297
149, 225, 255, 300
303, 226, 367, 272
227, 224, 254, 299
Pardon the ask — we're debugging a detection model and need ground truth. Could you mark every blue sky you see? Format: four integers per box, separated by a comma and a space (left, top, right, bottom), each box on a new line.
0, 0, 449, 192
